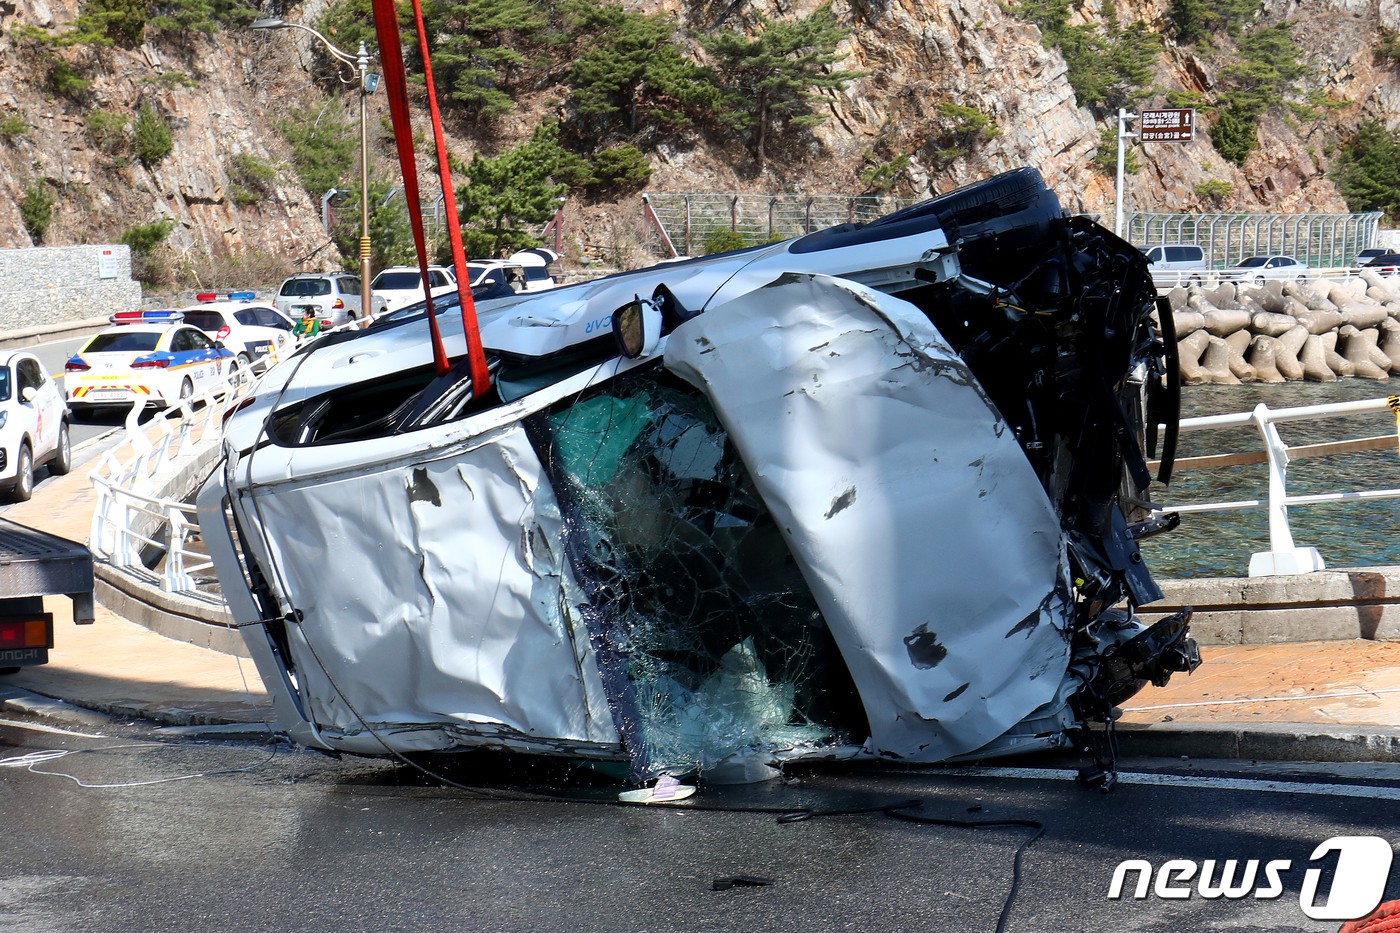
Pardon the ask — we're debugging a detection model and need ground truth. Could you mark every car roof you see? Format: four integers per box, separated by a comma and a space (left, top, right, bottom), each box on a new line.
178, 300, 275, 314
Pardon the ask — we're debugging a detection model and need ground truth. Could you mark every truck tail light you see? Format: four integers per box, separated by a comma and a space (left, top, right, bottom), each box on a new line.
0, 618, 52, 649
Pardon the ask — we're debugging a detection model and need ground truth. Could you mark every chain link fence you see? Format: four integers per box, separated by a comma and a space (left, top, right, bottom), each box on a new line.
1128, 212, 1385, 270
642, 193, 921, 259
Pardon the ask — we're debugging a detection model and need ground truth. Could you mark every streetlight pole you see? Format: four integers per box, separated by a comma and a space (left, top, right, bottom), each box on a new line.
250, 18, 377, 326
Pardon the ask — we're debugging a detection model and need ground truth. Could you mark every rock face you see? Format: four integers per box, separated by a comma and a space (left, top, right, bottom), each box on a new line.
0, 0, 1393, 265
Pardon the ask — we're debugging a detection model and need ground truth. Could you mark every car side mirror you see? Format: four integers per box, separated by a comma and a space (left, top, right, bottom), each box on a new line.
612, 297, 662, 359
21, 386, 36, 403
214, 340, 226, 350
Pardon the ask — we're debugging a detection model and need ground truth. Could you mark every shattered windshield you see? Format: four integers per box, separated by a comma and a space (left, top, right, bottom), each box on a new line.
529, 368, 864, 777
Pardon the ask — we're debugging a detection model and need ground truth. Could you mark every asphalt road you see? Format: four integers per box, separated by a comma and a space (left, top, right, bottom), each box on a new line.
3, 712, 1399, 933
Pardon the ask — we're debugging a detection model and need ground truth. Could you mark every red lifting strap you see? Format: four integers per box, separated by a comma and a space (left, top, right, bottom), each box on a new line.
406, 0, 491, 398
370, 0, 449, 376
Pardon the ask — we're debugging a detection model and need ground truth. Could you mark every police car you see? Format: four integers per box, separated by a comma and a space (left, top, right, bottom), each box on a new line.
64, 311, 238, 418
0, 351, 70, 502
177, 292, 297, 374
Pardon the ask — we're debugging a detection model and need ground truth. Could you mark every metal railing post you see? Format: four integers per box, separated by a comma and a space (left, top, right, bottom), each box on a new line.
1247, 403, 1327, 576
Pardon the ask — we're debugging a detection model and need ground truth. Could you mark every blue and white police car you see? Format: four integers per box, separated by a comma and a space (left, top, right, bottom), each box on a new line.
64, 310, 238, 418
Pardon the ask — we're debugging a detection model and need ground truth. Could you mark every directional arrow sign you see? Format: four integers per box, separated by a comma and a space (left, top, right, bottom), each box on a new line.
1139, 109, 1195, 142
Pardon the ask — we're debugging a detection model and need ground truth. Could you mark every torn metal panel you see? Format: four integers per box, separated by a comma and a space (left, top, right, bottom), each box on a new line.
665, 275, 1072, 761
235, 423, 618, 754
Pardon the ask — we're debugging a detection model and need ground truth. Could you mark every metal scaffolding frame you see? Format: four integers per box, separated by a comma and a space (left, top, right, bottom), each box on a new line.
1128, 212, 1385, 269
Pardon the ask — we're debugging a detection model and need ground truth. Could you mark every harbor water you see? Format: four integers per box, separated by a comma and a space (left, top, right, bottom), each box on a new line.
1140, 379, 1400, 579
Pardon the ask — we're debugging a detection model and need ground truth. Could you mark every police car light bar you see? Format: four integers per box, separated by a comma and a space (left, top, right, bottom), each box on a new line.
196, 291, 257, 302
110, 310, 185, 325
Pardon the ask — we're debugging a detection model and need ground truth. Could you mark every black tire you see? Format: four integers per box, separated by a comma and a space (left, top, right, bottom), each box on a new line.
0, 667, 20, 675
1253, 275, 1265, 287
179, 378, 193, 401
68, 407, 88, 423
9, 443, 33, 503
49, 421, 72, 476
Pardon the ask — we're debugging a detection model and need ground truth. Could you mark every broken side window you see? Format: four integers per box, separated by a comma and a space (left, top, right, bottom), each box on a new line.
527, 367, 865, 778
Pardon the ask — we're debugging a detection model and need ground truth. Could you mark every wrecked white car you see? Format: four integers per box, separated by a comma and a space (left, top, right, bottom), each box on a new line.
197, 168, 1199, 783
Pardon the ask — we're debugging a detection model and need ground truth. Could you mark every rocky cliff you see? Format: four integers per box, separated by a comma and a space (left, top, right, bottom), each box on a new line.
0, 0, 1394, 279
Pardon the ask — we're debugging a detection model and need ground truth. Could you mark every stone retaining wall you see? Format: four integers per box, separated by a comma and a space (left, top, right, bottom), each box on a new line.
0, 245, 142, 330
1168, 271, 1400, 383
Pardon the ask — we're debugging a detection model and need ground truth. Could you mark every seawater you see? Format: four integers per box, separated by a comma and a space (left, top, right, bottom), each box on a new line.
1139, 379, 1400, 579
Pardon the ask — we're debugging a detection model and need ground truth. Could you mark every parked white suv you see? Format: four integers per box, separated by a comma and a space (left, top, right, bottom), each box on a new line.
370, 265, 458, 313
275, 273, 375, 328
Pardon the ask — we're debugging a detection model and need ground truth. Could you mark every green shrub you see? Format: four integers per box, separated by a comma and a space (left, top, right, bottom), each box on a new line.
0, 115, 28, 141
588, 145, 652, 193
277, 103, 356, 199
226, 152, 278, 206
85, 109, 129, 154
133, 103, 173, 167
702, 229, 747, 254
121, 219, 177, 286
120, 219, 175, 254
48, 59, 92, 98
19, 181, 55, 243
1092, 124, 1140, 176
860, 154, 910, 193
1194, 178, 1232, 202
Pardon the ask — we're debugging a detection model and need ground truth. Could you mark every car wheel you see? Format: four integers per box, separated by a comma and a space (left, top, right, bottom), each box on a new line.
1297, 274, 1307, 284
8, 443, 34, 503
236, 353, 250, 370
1253, 275, 1265, 287
49, 421, 72, 476
0, 667, 20, 675
179, 378, 193, 402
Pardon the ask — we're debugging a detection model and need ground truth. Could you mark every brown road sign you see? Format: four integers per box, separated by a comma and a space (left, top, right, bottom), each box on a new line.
1140, 109, 1195, 142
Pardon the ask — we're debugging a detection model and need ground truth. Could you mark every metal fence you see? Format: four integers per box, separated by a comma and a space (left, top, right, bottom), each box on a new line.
642, 193, 920, 258
1128, 212, 1385, 270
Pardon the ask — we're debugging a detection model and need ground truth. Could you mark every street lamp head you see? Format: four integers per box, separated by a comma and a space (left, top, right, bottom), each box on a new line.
364, 73, 380, 94
249, 17, 288, 29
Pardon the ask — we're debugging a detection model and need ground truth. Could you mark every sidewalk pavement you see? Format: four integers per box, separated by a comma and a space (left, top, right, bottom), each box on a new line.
4, 440, 1400, 762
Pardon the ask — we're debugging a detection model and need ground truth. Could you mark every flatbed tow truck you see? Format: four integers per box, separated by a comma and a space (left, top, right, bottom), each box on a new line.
0, 517, 94, 674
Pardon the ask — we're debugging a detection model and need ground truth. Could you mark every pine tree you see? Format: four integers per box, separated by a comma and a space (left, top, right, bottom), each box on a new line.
422, 0, 548, 122
455, 123, 568, 257
701, 4, 863, 167
566, 5, 718, 139
1335, 120, 1400, 222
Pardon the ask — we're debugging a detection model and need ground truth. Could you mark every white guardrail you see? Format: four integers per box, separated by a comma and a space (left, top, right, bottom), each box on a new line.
1152, 397, 1400, 577
86, 318, 365, 598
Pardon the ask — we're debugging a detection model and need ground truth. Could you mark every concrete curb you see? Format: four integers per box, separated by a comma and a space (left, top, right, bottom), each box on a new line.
1103, 721, 1400, 763
0, 681, 273, 730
